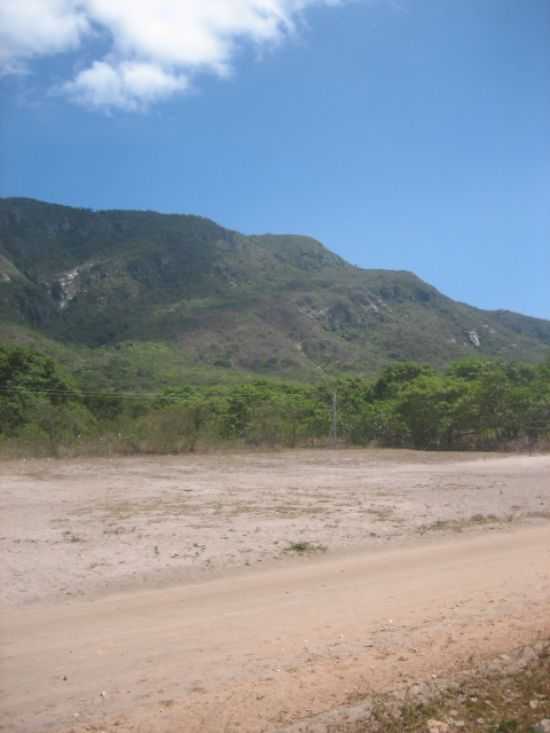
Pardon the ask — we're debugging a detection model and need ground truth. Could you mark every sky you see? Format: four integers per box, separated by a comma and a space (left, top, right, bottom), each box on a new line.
1, 0, 549, 319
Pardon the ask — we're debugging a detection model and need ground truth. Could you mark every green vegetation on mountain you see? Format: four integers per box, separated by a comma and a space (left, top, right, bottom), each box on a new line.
1, 197, 549, 381
1, 198, 549, 454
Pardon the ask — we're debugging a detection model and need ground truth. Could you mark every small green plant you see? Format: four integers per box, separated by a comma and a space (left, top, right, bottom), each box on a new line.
284, 541, 327, 555
62, 531, 84, 543
495, 721, 519, 733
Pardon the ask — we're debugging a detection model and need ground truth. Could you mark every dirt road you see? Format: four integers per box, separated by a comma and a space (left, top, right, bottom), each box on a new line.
2, 524, 549, 733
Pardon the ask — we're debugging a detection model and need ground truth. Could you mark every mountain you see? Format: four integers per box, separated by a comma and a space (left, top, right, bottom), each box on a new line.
1, 197, 549, 378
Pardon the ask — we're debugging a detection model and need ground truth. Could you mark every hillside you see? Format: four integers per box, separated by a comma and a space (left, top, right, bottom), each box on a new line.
1, 197, 549, 379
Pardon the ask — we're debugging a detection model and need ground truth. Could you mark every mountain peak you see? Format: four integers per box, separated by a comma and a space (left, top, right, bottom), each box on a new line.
1, 197, 549, 374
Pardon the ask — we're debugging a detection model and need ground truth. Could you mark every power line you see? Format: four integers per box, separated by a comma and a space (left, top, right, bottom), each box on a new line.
0, 384, 176, 400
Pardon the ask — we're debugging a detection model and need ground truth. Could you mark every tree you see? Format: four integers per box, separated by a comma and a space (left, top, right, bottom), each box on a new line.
371, 362, 435, 401
0, 346, 82, 435
394, 375, 467, 449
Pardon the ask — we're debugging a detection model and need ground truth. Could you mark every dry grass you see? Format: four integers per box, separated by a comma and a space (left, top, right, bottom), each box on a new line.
418, 514, 505, 535
320, 642, 550, 733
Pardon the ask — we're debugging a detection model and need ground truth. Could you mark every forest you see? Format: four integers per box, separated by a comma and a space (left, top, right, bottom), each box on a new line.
1, 344, 549, 456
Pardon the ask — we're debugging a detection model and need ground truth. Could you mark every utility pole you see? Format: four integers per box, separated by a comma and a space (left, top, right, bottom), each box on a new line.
312, 360, 337, 446
330, 389, 337, 445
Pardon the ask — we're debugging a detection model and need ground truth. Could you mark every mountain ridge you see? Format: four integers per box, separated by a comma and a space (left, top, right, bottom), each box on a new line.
1, 196, 549, 377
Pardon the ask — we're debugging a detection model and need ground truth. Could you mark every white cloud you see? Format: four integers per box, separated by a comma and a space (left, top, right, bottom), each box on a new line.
0, 0, 347, 110
0, 1, 89, 70
65, 61, 188, 110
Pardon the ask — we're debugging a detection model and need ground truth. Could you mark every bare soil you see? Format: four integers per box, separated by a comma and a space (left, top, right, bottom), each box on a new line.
1, 449, 549, 732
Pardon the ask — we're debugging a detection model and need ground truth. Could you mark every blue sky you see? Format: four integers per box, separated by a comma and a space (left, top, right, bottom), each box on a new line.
1, 0, 549, 319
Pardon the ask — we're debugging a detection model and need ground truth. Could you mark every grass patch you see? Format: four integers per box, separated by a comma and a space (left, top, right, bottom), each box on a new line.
284, 541, 328, 555
325, 641, 550, 732
418, 514, 503, 535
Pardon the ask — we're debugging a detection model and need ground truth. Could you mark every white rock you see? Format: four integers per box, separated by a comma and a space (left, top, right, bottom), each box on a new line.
427, 719, 449, 733
467, 329, 481, 347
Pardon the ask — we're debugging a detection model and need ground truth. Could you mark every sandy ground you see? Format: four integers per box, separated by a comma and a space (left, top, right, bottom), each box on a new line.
1, 449, 549, 608
1, 449, 549, 732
